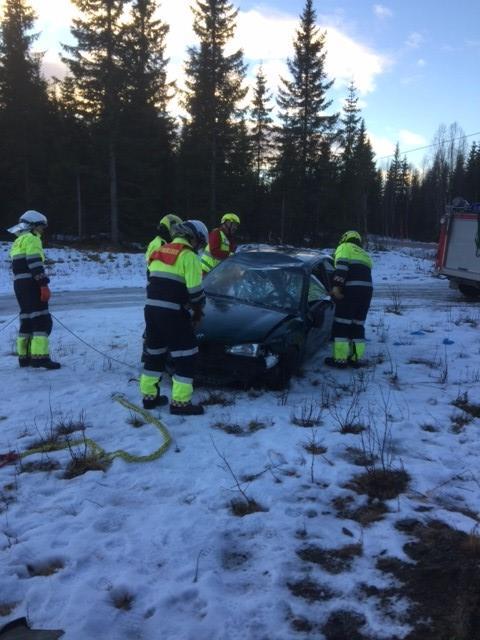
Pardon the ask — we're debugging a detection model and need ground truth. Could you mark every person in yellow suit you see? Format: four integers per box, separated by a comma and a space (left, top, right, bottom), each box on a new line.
8, 210, 60, 369
145, 214, 183, 266
325, 230, 373, 368
201, 213, 240, 275
140, 220, 208, 415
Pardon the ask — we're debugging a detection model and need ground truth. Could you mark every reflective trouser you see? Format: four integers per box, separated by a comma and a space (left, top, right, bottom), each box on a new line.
139, 306, 198, 404
13, 279, 52, 361
331, 285, 372, 362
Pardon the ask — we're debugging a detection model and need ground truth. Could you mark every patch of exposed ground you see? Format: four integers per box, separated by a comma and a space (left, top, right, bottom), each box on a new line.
376, 519, 480, 640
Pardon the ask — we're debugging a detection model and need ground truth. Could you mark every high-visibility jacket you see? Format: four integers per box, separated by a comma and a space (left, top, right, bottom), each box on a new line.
201, 228, 234, 274
145, 229, 170, 265
10, 231, 49, 285
332, 242, 372, 293
147, 237, 205, 312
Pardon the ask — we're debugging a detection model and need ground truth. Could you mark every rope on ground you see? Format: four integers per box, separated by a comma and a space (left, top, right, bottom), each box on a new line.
50, 312, 138, 370
11, 395, 171, 465
0, 314, 19, 334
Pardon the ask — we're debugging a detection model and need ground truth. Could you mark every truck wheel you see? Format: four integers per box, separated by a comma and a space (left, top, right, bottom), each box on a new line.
458, 284, 480, 299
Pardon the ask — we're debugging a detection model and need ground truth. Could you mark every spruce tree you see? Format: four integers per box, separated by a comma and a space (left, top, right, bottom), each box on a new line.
276, 0, 338, 242
179, 0, 247, 224
62, 0, 129, 244
0, 0, 52, 223
117, 0, 176, 238
250, 66, 274, 187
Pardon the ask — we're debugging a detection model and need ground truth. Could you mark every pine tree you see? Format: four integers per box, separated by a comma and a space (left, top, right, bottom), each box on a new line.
465, 143, 480, 202
180, 0, 247, 223
276, 0, 338, 242
338, 82, 361, 229
250, 66, 274, 187
339, 81, 361, 166
62, 0, 129, 244
0, 0, 53, 222
117, 0, 177, 238
352, 119, 378, 235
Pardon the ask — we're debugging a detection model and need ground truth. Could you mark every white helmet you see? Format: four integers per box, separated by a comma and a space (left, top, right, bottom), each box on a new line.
7, 210, 48, 235
176, 220, 209, 246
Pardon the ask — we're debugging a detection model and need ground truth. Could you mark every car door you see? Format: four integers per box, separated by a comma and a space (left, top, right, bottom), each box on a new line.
304, 272, 334, 356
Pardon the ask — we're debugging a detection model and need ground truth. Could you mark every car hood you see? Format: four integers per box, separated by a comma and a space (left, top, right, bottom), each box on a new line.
196, 296, 296, 343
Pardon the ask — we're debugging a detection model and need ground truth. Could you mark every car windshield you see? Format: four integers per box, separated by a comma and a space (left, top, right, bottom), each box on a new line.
204, 261, 304, 311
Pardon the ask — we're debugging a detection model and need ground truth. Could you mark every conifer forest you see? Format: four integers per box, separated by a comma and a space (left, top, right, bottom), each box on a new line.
1, 0, 479, 245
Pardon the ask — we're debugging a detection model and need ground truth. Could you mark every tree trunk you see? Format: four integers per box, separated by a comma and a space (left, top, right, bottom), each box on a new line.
109, 139, 119, 245
76, 172, 83, 239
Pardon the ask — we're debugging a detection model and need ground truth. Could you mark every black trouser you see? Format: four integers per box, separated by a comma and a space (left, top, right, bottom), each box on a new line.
14, 278, 52, 359
140, 306, 198, 404
332, 286, 372, 361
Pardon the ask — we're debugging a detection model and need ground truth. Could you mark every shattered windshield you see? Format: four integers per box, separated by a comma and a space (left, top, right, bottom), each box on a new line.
204, 261, 304, 311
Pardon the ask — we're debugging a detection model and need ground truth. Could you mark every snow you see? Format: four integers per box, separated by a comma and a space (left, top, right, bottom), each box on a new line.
1, 240, 480, 639
0, 239, 437, 293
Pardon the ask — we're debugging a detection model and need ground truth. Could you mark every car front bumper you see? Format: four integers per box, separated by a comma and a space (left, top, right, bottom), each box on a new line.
196, 343, 278, 385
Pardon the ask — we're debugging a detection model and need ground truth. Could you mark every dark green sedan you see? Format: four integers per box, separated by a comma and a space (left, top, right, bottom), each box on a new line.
195, 247, 334, 388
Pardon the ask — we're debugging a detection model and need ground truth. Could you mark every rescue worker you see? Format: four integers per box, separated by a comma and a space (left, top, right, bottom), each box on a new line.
140, 220, 208, 415
201, 213, 240, 275
325, 230, 373, 368
8, 210, 60, 369
145, 214, 183, 265
142, 214, 183, 362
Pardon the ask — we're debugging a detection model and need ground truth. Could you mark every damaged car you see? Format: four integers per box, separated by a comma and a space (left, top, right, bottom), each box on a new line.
195, 247, 335, 389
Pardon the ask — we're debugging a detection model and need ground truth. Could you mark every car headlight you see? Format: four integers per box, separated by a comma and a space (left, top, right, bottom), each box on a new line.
226, 343, 264, 357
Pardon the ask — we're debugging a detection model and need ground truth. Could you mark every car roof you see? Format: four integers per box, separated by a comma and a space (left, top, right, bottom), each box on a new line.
233, 245, 331, 269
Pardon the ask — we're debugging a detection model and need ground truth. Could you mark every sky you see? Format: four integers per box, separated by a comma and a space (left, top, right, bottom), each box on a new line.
3, 0, 480, 169
1, 241, 480, 638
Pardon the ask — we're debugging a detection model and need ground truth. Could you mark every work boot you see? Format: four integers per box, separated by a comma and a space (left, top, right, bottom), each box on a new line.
170, 402, 204, 416
324, 357, 348, 369
348, 358, 368, 369
18, 357, 30, 368
31, 357, 61, 370
142, 394, 168, 410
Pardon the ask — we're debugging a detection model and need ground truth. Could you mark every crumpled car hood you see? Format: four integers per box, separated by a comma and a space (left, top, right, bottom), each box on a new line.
195, 296, 294, 344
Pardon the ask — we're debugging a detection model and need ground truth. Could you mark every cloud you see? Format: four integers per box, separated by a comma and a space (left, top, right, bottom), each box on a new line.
417, 58, 426, 67
405, 32, 424, 48
26, 0, 388, 108
373, 4, 393, 19
399, 129, 427, 147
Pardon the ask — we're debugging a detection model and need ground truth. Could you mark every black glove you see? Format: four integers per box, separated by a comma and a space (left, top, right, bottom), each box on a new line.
191, 305, 204, 324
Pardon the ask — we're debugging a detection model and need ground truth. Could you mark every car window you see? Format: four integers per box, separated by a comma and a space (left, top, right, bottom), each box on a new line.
308, 275, 330, 305
205, 261, 304, 311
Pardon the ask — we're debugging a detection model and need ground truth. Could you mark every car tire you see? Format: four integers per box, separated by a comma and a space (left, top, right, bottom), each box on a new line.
265, 346, 300, 390
458, 284, 480, 298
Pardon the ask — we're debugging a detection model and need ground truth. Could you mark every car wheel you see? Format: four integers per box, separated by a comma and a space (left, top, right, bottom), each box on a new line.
265, 346, 300, 390
458, 284, 480, 298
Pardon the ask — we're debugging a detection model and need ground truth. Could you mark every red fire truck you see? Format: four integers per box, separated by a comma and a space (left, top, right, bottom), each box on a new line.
436, 199, 480, 298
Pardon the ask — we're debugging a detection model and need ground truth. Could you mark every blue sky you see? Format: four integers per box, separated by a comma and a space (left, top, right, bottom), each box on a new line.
9, 0, 480, 169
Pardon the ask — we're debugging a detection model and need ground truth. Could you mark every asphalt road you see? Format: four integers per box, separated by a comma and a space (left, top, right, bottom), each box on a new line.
0, 279, 473, 319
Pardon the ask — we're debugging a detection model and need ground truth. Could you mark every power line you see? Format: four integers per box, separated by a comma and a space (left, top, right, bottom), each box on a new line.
376, 130, 480, 162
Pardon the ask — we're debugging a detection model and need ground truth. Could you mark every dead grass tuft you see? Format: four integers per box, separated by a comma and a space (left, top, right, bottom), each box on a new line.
377, 519, 480, 640
230, 498, 267, 517
322, 610, 368, 640
27, 558, 64, 577
346, 468, 410, 500
333, 494, 388, 526
287, 579, 336, 602
111, 588, 135, 611
64, 450, 110, 479
297, 543, 362, 574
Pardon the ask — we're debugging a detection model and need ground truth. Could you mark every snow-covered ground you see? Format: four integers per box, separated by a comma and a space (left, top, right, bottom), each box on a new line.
1, 242, 480, 639
0, 239, 436, 293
